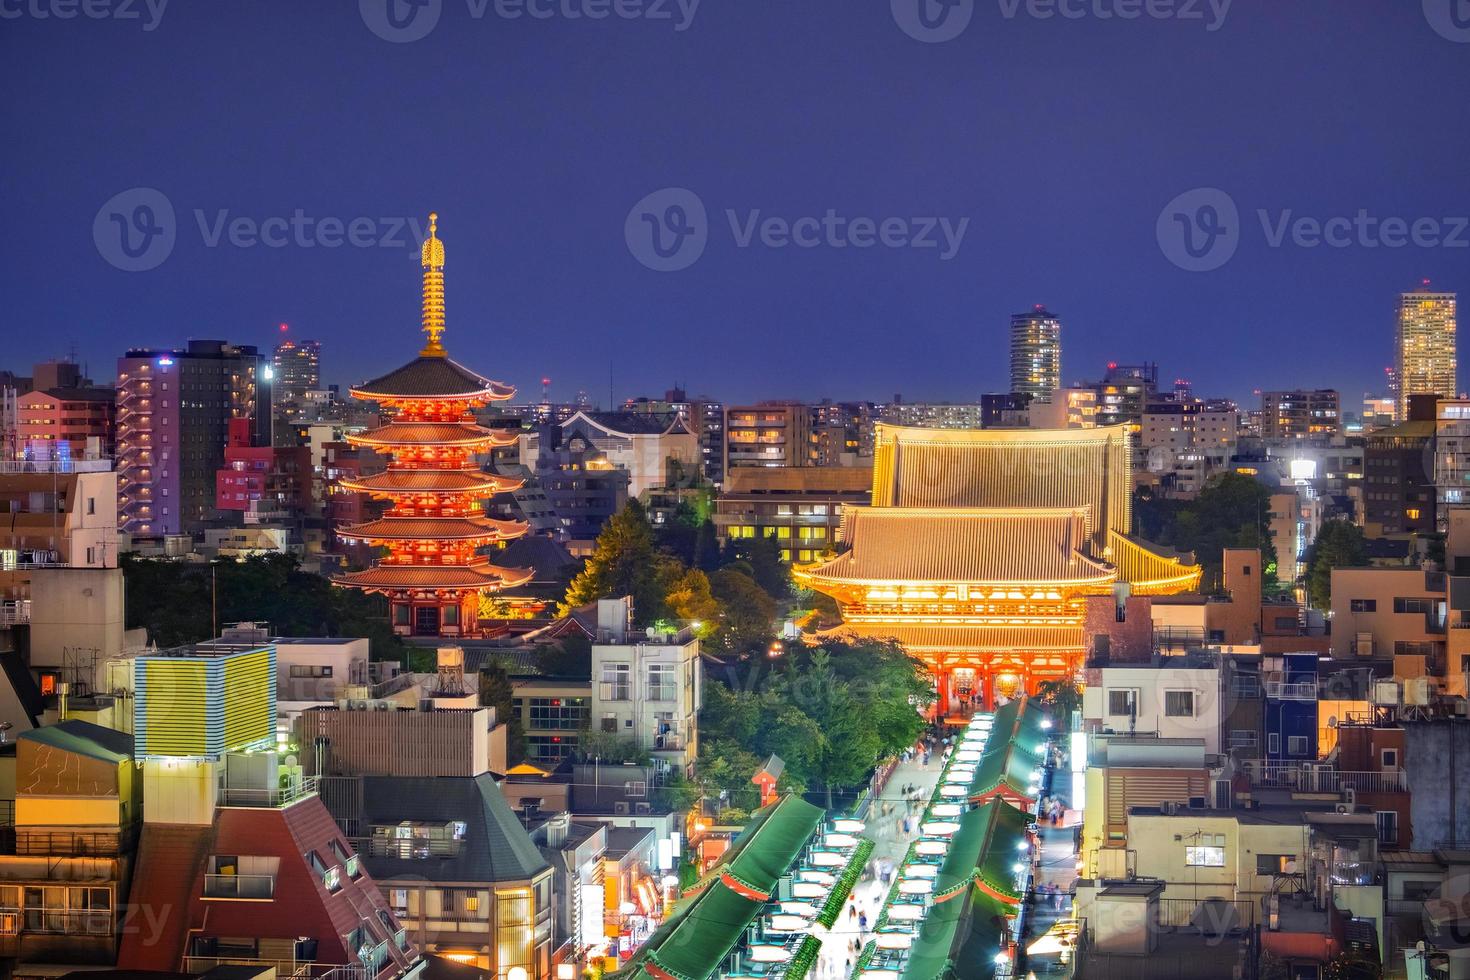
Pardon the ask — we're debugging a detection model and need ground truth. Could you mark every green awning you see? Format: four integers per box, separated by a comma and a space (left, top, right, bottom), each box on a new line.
974, 800, 1031, 905
967, 738, 1042, 803
900, 882, 1011, 980
614, 795, 824, 980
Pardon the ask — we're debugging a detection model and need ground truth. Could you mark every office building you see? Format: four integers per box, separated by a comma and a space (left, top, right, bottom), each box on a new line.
115, 340, 272, 536
1396, 282, 1457, 420
1260, 389, 1341, 441
1009, 305, 1062, 403
723, 403, 812, 469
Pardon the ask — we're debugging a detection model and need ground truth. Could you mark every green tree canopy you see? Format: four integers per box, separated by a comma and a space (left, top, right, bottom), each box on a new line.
562, 499, 679, 624
1306, 518, 1369, 609
710, 568, 778, 653
1134, 472, 1280, 592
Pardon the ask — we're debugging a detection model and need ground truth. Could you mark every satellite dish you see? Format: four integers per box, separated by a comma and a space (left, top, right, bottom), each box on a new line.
284, 754, 298, 767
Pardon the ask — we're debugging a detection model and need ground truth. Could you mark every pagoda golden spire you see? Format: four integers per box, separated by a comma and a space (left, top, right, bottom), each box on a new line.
420, 211, 447, 357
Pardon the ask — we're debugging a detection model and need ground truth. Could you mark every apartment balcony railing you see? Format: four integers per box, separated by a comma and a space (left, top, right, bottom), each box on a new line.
203, 873, 276, 899
218, 775, 320, 809
12, 826, 137, 857
0, 907, 115, 937
361, 836, 462, 860
1241, 761, 1407, 793
184, 957, 370, 980
0, 602, 30, 626
0, 458, 112, 475
1265, 681, 1319, 700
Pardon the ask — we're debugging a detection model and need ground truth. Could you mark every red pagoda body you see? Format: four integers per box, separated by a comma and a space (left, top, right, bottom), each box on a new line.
333, 213, 532, 636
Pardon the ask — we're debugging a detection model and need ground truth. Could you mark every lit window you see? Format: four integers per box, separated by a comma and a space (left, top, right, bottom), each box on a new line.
1185, 846, 1226, 867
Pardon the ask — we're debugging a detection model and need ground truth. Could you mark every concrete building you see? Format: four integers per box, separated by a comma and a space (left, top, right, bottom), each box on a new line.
1089, 361, 1160, 431
1260, 389, 1341, 441
1328, 566, 1445, 672
1362, 394, 1438, 537
712, 465, 870, 562
723, 403, 812, 470
1434, 397, 1470, 525
13, 388, 116, 460
589, 598, 700, 774
1082, 656, 1224, 755
522, 411, 697, 498
1009, 305, 1062, 403
115, 340, 272, 536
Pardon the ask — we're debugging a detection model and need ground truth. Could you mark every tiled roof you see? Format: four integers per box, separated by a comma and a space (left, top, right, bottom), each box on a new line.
346, 422, 511, 448
573, 411, 689, 436
117, 823, 215, 970
353, 356, 515, 401
335, 563, 534, 590
337, 516, 529, 541
339, 470, 522, 495
359, 773, 550, 883
804, 508, 1114, 586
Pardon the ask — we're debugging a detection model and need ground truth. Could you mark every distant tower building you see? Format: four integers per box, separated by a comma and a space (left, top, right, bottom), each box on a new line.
116, 341, 271, 536
1396, 282, 1457, 420
1010, 306, 1062, 403
272, 330, 321, 408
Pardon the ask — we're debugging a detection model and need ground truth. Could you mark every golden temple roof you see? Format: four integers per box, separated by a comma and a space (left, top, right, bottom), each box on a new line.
338, 516, 529, 542
817, 622, 1086, 654
338, 469, 522, 496
870, 422, 1132, 549
799, 508, 1114, 588
335, 563, 534, 592
345, 422, 513, 449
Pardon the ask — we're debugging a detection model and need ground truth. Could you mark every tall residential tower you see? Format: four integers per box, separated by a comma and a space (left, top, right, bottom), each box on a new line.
1009, 305, 1062, 404
1396, 282, 1457, 419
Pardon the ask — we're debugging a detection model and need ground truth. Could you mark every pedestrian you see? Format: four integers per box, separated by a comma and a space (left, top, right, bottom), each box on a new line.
859, 911, 868, 932
1054, 886, 1064, 912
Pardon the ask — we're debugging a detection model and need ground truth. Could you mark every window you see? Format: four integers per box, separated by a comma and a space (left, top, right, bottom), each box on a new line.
1185, 845, 1226, 867
1287, 735, 1309, 756
647, 664, 676, 702
1107, 689, 1137, 717
1269, 733, 1281, 755
528, 697, 586, 731
1393, 597, 1432, 614
289, 664, 333, 678
600, 663, 630, 701
1382, 748, 1399, 769
1256, 854, 1293, 875
1375, 810, 1399, 845
1229, 730, 1258, 749
624, 780, 646, 798
1349, 599, 1377, 612
1164, 691, 1195, 717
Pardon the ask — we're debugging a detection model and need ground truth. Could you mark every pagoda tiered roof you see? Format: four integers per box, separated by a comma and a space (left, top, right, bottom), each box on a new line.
338, 469, 522, 496
352, 355, 515, 402
336, 562, 533, 591
338, 515, 528, 542
345, 421, 513, 448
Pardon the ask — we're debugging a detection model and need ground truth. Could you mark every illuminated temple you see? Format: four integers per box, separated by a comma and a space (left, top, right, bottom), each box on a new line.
796, 423, 1201, 712
333, 214, 532, 637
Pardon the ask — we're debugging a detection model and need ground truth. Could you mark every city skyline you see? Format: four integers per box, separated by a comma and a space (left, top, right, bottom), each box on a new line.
4, 5, 1469, 406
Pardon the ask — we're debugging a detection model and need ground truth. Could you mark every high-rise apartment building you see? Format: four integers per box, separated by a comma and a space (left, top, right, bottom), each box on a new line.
1009, 305, 1062, 403
724, 402, 812, 469
1397, 282, 1457, 420
1259, 389, 1341, 441
1090, 362, 1159, 431
115, 340, 272, 536
272, 335, 321, 406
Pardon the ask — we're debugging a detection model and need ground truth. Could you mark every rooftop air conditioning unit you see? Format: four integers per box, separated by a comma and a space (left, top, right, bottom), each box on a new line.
614, 802, 630, 815
635, 802, 653, 815
1335, 803, 1352, 814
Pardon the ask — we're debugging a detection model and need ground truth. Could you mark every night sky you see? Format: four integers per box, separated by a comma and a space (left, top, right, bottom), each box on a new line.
3, 1, 1468, 407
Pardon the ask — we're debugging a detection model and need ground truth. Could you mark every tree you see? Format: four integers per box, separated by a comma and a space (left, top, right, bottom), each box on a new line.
479, 663, 525, 764
665, 568, 722, 639
722, 535, 791, 600
710, 568, 777, 652
533, 633, 592, 677
1306, 518, 1368, 609
1033, 679, 1082, 725
1136, 473, 1280, 593
562, 500, 678, 624
575, 732, 651, 764
776, 650, 882, 808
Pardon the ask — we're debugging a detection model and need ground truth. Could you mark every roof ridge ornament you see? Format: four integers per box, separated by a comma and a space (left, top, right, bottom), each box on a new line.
420, 211, 447, 357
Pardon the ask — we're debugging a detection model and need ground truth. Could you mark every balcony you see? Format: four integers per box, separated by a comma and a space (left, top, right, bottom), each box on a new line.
218, 775, 320, 808
203, 872, 276, 899
0, 601, 29, 626
1240, 761, 1407, 793
0, 458, 112, 475
184, 957, 372, 980
12, 826, 137, 857
1264, 681, 1318, 700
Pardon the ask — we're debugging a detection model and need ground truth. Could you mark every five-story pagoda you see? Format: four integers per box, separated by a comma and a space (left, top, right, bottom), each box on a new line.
334, 213, 532, 637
